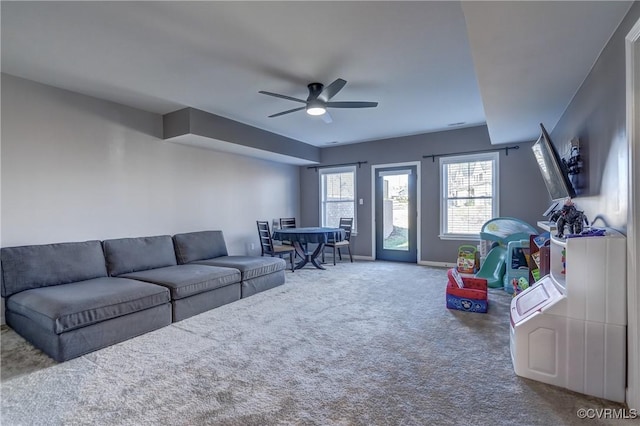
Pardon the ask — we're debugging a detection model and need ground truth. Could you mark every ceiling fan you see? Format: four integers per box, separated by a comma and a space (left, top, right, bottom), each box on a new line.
258, 78, 378, 123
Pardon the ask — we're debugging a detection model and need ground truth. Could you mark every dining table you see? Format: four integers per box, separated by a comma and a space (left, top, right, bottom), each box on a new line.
272, 227, 346, 270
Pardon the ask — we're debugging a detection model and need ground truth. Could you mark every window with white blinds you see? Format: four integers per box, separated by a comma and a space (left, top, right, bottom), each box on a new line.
440, 152, 499, 239
319, 166, 356, 231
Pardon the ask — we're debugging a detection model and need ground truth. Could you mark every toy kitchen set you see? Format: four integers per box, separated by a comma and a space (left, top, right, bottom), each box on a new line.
509, 220, 627, 402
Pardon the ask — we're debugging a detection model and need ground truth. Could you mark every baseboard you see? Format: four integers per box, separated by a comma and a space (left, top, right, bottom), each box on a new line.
353, 255, 375, 261
418, 260, 456, 268
351, 257, 455, 267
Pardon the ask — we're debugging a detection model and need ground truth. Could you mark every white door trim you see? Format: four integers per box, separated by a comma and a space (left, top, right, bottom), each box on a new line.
625, 16, 640, 411
371, 161, 421, 262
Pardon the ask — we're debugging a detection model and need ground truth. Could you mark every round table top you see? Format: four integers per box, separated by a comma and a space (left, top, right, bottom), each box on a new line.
272, 227, 345, 244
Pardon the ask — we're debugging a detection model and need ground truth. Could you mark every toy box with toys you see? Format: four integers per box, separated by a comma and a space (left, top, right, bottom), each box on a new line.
445, 268, 488, 313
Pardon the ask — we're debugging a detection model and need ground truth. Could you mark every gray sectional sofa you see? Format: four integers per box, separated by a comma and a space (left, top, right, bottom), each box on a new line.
1, 230, 286, 362
1, 240, 172, 362
103, 234, 243, 322
173, 231, 286, 298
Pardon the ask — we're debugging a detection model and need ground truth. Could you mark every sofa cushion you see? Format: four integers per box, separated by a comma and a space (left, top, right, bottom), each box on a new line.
103, 235, 177, 276
120, 264, 241, 300
172, 231, 228, 264
193, 256, 285, 280
6, 277, 170, 334
1, 241, 108, 298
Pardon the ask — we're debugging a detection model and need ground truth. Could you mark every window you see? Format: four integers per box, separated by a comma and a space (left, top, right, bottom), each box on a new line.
440, 152, 498, 239
320, 166, 356, 231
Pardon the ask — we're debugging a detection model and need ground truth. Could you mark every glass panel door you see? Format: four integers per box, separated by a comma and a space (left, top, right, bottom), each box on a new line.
375, 166, 417, 262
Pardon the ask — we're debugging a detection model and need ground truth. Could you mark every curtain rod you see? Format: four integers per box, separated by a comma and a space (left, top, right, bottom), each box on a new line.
422, 146, 519, 162
307, 161, 368, 171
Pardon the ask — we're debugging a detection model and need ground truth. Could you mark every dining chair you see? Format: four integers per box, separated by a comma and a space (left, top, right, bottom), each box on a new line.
257, 221, 295, 272
279, 217, 296, 229
323, 217, 354, 265
279, 217, 297, 247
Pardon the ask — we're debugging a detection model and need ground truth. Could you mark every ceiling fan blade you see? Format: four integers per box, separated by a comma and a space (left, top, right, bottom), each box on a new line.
259, 91, 306, 104
326, 101, 378, 108
268, 106, 306, 118
319, 78, 347, 102
321, 110, 333, 124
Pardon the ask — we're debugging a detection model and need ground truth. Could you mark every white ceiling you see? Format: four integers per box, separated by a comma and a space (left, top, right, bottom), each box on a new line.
1, 1, 633, 148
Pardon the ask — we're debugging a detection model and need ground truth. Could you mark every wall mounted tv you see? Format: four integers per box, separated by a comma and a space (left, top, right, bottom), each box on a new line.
531, 123, 576, 201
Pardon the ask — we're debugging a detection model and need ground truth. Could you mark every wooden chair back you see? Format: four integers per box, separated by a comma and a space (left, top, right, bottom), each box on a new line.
257, 221, 274, 255
279, 217, 296, 246
338, 217, 353, 241
279, 217, 296, 229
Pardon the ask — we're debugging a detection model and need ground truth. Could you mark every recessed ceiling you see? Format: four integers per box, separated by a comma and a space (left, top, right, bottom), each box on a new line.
462, 1, 633, 144
1, 1, 632, 147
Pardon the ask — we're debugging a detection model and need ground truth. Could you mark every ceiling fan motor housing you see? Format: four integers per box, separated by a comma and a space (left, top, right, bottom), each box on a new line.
307, 83, 324, 101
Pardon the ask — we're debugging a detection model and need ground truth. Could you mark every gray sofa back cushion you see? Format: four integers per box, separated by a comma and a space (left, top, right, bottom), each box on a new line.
1, 240, 108, 298
173, 231, 228, 264
103, 235, 177, 277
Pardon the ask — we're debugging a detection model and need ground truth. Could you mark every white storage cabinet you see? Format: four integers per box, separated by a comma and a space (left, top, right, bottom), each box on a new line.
510, 229, 626, 402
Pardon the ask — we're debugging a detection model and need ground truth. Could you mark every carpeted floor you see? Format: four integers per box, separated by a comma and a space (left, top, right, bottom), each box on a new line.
0, 261, 631, 425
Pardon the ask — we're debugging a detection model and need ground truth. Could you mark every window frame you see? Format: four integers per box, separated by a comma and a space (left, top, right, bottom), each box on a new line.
319, 165, 357, 232
439, 152, 499, 240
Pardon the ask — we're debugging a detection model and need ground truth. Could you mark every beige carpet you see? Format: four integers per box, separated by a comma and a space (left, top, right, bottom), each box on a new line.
0, 261, 630, 425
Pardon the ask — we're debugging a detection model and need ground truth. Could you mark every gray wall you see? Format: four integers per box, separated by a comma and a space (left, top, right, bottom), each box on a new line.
0, 74, 300, 252
549, 2, 640, 233
546, 3, 639, 411
300, 125, 550, 263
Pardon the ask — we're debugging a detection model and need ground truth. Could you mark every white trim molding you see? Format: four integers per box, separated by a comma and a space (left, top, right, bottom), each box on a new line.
352, 255, 375, 262
626, 16, 640, 411
318, 165, 358, 231
418, 260, 456, 269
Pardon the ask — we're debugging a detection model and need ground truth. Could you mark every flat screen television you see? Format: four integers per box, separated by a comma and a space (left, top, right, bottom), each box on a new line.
531, 123, 576, 201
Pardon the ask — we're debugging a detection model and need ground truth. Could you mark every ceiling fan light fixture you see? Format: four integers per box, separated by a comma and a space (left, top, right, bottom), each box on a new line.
306, 106, 326, 116
306, 100, 326, 116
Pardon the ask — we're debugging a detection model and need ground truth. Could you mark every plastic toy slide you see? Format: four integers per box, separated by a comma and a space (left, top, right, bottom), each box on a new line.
480, 217, 538, 245
475, 245, 507, 288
